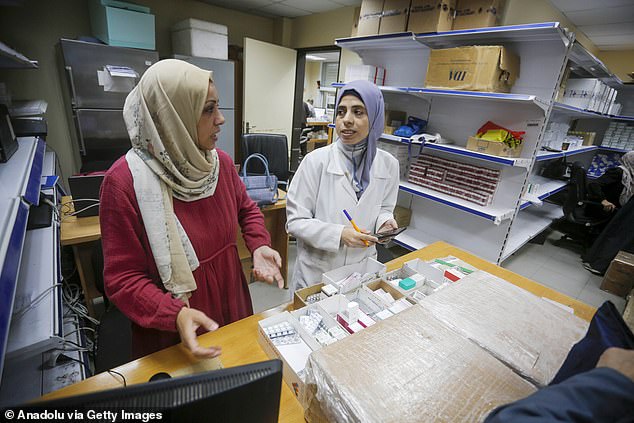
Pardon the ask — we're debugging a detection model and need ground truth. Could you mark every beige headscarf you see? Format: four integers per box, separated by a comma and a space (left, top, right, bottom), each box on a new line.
123, 59, 220, 302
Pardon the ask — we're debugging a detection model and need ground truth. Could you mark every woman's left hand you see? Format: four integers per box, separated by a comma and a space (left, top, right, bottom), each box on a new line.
253, 246, 284, 288
377, 218, 398, 233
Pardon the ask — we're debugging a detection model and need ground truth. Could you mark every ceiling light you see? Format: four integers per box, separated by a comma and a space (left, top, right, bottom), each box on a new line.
306, 54, 326, 61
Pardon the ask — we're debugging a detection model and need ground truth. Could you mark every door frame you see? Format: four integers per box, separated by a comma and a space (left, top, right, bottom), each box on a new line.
290, 46, 341, 172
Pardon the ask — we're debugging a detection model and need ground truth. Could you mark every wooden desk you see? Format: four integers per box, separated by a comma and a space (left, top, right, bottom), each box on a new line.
60, 192, 289, 317
305, 120, 334, 149
40, 241, 596, 420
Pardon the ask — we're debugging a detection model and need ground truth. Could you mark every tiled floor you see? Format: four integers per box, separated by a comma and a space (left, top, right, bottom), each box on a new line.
501, 229, 626, 313
248, 240, 297, 313
249, 230, 626, 314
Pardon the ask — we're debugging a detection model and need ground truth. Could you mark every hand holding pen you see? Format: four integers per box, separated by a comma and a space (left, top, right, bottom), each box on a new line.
342, 209, 377, 248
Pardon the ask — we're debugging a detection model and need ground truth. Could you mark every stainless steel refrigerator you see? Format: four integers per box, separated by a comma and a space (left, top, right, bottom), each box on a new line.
58, 38, 158, 172
174, 55, 236, 160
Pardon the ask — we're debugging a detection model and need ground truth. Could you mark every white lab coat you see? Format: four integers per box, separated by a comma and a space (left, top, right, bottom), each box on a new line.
286, 143, 400, 291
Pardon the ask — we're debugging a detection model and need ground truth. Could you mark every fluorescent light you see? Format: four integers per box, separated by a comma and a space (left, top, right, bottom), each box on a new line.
306, 54, 326, 61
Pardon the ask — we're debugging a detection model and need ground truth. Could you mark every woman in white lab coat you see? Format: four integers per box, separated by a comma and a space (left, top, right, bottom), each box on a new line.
286, 80, 400, 291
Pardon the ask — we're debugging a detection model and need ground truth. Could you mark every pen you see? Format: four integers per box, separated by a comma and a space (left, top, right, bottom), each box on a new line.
343, 209, 369, 247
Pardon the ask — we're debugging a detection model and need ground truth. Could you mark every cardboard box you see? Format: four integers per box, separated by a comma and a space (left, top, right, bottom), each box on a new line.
303, 305, 537, 422
171, 18, 228, 60
379, 0, 411, 34
453, 0, 500, 30
384, 109, 407, 127
257, 312, 320, 402
322, 257, 386, 290
407, 0, 455, 33
364, 279, 406, 304
466, 136, 522, 157
600, 251, 634, 298
89, 0, 155, 50
294, 283, 326, 310
425, 45, 519, 93
357, 0, 384, 36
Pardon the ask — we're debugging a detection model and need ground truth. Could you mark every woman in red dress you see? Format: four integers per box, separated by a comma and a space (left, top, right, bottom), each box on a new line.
100, 59, 283, 359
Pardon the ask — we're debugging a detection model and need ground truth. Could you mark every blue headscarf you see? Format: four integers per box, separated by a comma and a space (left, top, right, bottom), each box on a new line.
335, 80, 385, 195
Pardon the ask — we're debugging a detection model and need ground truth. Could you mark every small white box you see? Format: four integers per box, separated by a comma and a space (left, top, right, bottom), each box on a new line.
171, 18, 228, 60
322, 257, 386, 292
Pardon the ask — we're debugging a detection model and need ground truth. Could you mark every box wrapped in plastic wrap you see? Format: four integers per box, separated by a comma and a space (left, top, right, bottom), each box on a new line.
417, 271, 588, 386
303, 305, 536, 423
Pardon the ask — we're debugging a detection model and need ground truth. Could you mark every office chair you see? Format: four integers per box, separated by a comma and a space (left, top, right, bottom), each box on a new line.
91, 241, 132, 373
241, 133, 290, 190
551, 161, 612, 249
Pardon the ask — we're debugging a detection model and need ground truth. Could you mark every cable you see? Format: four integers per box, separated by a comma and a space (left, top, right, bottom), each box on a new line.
107, 369, 127, 387
56, 354, 89, 369
61, 203, 100, 221
65, 327, 96, 337
12, 284, 62, 319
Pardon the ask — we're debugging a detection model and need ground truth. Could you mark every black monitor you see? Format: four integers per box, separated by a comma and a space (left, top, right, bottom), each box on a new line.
11, 359, 282, 423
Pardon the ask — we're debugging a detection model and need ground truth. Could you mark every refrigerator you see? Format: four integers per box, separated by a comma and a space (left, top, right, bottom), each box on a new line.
59, 38, 158, 172
173, 55, 236, 160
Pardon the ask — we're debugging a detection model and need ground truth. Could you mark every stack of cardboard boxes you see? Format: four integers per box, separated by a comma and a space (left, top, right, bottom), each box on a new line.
356, 0, 502, 37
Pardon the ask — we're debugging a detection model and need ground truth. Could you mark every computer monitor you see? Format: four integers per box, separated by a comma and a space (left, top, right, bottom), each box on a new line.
15, 359, 283, 423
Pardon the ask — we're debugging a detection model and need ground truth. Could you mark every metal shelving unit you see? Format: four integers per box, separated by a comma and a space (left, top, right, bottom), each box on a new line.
336, 22, 574, 263
399, 180, 515, 224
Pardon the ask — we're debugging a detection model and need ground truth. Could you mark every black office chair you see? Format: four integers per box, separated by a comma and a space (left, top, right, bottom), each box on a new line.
241, 133, 290, 190
92, 241, 132, 373
551, 162, 612, 249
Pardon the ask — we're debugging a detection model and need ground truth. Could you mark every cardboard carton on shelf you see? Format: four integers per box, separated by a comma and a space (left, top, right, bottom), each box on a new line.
379, 0, 411, 34
600, 251, 634, 298
453, 0, 501, 30
407, 0, 456, 33
357, 0, 385, 36
424, 45, 520, 93
466, 136, 523, 157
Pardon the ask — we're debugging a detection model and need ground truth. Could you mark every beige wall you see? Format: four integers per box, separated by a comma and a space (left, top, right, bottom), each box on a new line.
501, 0, 599, 55
304, 61, 321, 103
502, 0, 633, 82
598, 50, 634, 83
0, 0, 276, 181
290, 6, 358, 49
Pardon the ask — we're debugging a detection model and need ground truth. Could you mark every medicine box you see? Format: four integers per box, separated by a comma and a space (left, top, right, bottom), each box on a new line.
89, 0, 156, 50
257, 312, 321, 402
171, 18, 228, 60
291, 305, 349, 347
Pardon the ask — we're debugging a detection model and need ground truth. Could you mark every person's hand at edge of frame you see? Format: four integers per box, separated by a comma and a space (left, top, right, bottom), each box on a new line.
176, 307, 222, 359
596, 347, 634, 382
252, 245, 284, 288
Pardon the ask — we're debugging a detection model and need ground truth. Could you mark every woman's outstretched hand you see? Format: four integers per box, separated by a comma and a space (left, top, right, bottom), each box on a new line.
253, 245, 284, 288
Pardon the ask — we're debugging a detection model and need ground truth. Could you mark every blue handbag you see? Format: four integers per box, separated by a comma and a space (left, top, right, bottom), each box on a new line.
241, 153, 279, 206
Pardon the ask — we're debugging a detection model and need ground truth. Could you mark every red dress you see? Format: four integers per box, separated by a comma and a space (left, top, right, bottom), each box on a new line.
99, 150, 270, 358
